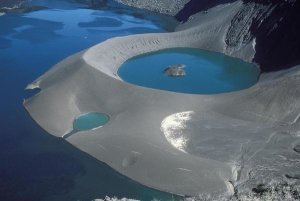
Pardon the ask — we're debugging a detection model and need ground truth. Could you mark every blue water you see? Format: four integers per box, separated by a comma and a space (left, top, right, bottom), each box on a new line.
73, 112, 109, 131
0, 1, 179, 201
118, 48, 260, 94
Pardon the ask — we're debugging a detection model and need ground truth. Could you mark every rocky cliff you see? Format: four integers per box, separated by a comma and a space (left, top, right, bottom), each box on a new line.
180, 0, 300, 72
112, 0, 300, 72
113, 0, 189, 15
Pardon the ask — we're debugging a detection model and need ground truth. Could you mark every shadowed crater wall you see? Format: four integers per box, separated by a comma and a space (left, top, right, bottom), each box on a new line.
176, 0, 236, 21
176, 0, 300, 72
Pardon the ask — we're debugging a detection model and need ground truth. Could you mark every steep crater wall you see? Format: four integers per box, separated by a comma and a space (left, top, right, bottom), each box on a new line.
179, 0, 300, 72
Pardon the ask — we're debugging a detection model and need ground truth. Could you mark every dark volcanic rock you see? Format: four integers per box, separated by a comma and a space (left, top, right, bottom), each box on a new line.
294, 145, 300, 153
177, 0, 300, 73
163, 64, 186, 77
176, 0, 235, 21
252, 184, 269, 195
285, 174, 300, 180
248, 0, 300, 72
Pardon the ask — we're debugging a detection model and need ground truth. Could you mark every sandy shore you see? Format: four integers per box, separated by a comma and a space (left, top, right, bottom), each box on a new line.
24, 1, 300, 197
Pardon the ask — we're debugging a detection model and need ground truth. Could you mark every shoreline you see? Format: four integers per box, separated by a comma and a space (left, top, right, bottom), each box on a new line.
24, 1, 300, 198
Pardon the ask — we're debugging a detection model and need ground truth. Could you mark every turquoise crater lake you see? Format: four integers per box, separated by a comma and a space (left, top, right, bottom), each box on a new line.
118, 48, 260, 94
73, 112, 110, 132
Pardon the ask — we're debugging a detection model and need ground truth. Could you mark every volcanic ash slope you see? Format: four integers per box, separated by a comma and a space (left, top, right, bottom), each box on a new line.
24, 1, 300, 198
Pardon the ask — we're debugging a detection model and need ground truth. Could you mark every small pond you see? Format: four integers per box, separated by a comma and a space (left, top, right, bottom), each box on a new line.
73, 112, 110, 132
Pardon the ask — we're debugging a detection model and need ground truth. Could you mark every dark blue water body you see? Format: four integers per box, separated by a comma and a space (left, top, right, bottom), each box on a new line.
118, 48, 260, 94
0, 1, 179, 201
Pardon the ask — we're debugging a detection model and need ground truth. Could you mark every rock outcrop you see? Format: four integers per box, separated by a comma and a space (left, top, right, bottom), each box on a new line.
163, 64, 186, 77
